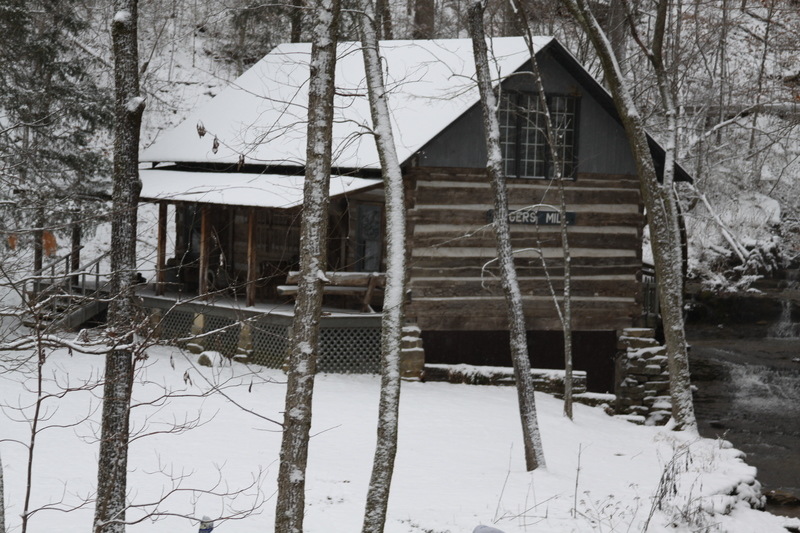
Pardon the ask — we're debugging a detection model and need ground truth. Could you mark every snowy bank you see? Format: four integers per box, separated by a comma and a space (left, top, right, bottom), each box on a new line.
0, 345, 797, 532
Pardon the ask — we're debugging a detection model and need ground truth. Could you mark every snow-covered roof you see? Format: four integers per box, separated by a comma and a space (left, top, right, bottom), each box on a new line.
140, 37, 552, 169
139, 169, 381, 208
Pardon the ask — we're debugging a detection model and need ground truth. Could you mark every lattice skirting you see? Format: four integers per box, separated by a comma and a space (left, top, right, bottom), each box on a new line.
202, 314, 241, 358
318, 327, 380, 373
251, 320, 290, 368
146, 301, 381, 374
157, 309, 194, 347
251, 323, 381, 372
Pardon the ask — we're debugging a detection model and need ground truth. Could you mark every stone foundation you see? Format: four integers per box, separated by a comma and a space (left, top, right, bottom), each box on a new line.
423, 363, 587, 396
615, 328, 672, 425
400, 325, 425, 380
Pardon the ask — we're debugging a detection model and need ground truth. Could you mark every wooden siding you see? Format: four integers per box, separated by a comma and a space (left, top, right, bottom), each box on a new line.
417, 47, 638, 176
405, 167, 644, 332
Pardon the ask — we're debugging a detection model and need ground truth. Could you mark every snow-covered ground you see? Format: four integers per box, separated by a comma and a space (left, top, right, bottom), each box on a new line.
1, 344, 797, 533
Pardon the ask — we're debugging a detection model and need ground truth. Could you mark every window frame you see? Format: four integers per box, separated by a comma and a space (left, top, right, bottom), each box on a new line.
498, 91, 580, 180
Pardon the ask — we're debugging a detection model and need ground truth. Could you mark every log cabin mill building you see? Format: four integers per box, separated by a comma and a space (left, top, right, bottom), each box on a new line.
137, 36, 690, 392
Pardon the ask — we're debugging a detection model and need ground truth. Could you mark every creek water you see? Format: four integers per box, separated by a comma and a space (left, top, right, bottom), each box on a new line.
688, 333, 800, 518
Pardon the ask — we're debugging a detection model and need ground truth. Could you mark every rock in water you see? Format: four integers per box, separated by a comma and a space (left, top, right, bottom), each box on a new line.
767, 489, 800, 507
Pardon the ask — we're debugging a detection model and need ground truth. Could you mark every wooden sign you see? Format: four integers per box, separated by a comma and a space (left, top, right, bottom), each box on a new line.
486, 209, 576, 225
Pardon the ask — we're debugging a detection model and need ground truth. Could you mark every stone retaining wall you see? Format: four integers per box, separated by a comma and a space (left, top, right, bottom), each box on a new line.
424, 363, 587, 396
615, 328, 672, 425
400, 325, 425, 380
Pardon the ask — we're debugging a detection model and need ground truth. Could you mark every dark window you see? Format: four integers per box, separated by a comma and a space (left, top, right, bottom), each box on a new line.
499, 92, 577, 179
355, 204, 382, 271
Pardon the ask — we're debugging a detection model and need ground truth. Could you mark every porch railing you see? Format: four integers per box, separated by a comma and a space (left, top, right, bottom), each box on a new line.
25, 248, 111, 317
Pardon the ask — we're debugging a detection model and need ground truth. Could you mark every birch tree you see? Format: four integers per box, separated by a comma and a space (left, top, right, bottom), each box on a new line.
93, 1, 145, 531
374, 0, 393, 39
621, 0, 698, 429
273, 0, 340, 529
557, 0, 697, 431
357, 1, 407, 530
468, 0, 545, 471
510, 5, 576, 419
0, 451, 4, 533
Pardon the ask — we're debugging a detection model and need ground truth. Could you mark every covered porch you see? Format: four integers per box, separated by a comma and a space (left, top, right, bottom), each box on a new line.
139, 168, 385, 308
136, 168, 392, 372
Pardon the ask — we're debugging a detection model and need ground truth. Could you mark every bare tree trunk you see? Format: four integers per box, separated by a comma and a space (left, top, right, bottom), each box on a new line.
358, 0, 407, 529
33, 207, 43, 274
20, 341, 45, 533
689, 184, 746, 262
290, 0, 303, 43
468, 1, 545, 471
412, 0, 434, 38
19, 127, 43, 274
747, 0, 775, 180
513, 7, 575, 420
274, 0, 340, 530
0, 451, 5, 533
93, 3, 144, 532
605, 0, 628, 66
561, 0, 697, 431
375, 0, 393, 39
560, 189, 574, 420
639, 0, 696, 431
717, 0, 729, 137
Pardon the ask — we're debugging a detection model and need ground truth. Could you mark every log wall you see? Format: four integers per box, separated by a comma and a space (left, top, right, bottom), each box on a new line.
405, 167, 645, 333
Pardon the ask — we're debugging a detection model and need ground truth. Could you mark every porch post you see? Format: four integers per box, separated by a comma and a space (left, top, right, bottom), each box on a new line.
246, 207, 257, 307
199, 205, 210, 297
156, 201, 167, 295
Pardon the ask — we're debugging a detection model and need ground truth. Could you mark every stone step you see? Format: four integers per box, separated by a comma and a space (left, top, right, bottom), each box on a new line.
402, 325, 422, 336
614, 414, 645, 425
401, 336, 423, 349
618, 336, 661, 350
646, 410, 671, 426
400, 347, 425, 380
572, 392, 615, 407
620, 327, 656, 338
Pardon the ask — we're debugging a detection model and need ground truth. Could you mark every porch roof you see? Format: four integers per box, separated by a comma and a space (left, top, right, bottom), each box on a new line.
139, 169, 381, 208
